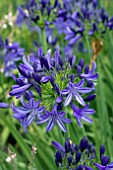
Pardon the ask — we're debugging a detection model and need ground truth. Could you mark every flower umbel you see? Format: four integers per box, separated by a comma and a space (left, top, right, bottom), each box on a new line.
10, 48, 98, 132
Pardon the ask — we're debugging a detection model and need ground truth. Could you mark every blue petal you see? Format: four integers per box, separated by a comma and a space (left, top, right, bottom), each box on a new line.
26, 114, 34, 126
37, 106, 45, 113
21, 97, 29, 108
46, 116, 55, 132
83, 108, 95, 115
75, 117, 82, 127
41, 76, 50, 83
60, 117, 71, 124
82, 116, 93, 124
73, 91, 85, 106
61, 88, 70, 95
0, 102, 9, 108
89, 62, 96, 74
37, 115, 50, 124
76, 87, 92, 94
69, 35, 81, 45
75, 79, 84, 87
10, 84, 31, 96
57, 117, 67, 132
94, 163, 105, 170
59, 111, 65, 117
64, 92, 72, 106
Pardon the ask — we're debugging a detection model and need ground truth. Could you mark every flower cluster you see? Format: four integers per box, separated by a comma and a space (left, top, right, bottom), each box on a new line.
10, 48, 98, 132
16, 0, 65, 46
0, 37, 24, 77
63, 0, 113, 46
16, 0, 59, 29
16, 0, 113, 48
52, 137, 113, 170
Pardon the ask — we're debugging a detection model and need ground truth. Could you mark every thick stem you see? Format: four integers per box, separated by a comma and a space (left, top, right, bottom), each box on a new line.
85, 37, 91, 63
41, 28, 47, 54
0, 60, 6, 101
13, 159, 17, 170
64, 109, 70, 140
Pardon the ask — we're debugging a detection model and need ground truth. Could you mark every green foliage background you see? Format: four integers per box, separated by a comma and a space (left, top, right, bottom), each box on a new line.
0, 0, 113, 169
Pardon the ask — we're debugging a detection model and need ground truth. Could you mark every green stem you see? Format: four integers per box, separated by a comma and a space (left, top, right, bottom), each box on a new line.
64, 108, 70, 140
61, 35, 65, 60
13, 158, 17, 170
0, 60, 6, 101
85, 37, 91, 63
41, 28, 47, 54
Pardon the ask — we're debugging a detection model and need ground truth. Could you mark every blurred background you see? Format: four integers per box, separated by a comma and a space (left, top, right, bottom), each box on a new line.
0, 0, 113, 169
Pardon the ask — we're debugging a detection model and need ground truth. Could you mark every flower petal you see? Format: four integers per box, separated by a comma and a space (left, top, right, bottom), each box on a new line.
61, 88, 70, 95
64, 92, 72, 106
75, 79, 84, 87
46, 116, 55, 132
60, 117, 71, 124
82, 116, 93, 124
57, 117, 67, 132
76, 87, 92, 94
74, 91, 85, 106
0, 102, 9, 108
10, 84, 31, 96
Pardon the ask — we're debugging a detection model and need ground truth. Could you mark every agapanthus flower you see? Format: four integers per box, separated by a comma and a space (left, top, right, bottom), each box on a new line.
10, 48, 98, 131
16, 0, 113, 50
11, 97, 44, 132
62, 0, 113, 46
52, 137, 113, 170
16, 0, 59, 29
0, 38, 24, 77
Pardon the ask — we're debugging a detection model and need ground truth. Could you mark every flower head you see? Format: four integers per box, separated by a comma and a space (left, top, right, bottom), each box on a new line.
10, 48, 98, 131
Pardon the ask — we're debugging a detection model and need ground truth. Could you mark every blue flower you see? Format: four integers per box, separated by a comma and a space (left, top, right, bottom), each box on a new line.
37, 104, 71, 132
61, 80, 92, 106
61, 0, 113, 46
71, 103, 95, 127
11, 97, 44, 132
9, 48, 98, 130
